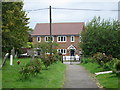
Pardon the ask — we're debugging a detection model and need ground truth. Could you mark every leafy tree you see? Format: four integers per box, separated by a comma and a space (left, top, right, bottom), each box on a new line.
23, 42, 33, 48
0, 2, 2, 59
34, 42, 58, 57
80, 17, 120, 59
2, 2, 31, 55
34, 42, 59, 69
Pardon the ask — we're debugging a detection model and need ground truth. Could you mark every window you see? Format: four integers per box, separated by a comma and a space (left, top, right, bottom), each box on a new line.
45, 36, 54, 42
57, 36, 67, 42
71, 36, 75, 42
57, 49, 67, 54
37, 36, 41, 42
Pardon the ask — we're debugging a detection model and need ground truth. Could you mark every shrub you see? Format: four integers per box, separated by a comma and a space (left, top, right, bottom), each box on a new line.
40, 53, 62, 69
102, 60, 116, 71
40, 55, 51, 69
19, 58, 41, 80
115, 60, 120, 76
115, 60, 120, 71
81, 58, 93, 64
52, 53, 61, 63
93, 52, 112, 66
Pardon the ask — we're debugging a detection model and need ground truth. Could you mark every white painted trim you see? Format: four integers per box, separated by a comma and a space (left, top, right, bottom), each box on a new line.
45, 36, 54, 42
57, 36, 67, 42
63, 56, 80, 61
67, 45, 76, 50
71, 36, 75, 42
95, 71, 112, 75
37, 36, 41, 42
57, 49, 67, 54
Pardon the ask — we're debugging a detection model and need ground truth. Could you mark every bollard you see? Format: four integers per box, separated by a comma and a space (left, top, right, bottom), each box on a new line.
10, 55, 13, 65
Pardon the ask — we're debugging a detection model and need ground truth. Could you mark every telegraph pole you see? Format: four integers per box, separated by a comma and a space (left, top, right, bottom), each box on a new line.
49, 6, 52, 57
118, 1, 120, 20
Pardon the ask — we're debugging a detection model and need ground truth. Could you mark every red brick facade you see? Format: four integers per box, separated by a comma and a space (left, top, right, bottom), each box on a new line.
32, 35, 81, 56
31, 22, 84, 56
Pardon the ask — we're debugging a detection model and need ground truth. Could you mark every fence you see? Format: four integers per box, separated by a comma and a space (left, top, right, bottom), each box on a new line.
63, 56, 80, 61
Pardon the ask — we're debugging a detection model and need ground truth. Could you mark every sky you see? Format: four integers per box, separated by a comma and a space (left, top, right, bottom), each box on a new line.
23, 0, 120, 29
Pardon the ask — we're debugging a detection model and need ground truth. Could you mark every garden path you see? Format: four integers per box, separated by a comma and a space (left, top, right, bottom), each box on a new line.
63, 65, 98, 88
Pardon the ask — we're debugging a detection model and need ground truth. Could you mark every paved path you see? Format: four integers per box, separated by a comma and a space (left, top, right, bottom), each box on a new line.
63, 65, 98, 88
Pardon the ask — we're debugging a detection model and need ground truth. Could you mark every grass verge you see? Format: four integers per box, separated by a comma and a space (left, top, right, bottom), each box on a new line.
0, 59, 2, 89
0, 70, 1, 89
2, 58, 66, 88
81, 62, 119, 88
96, 73, 119, 88
81, 62, 104, 73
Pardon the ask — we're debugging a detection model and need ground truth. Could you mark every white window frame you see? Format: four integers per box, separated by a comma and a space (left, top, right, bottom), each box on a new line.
45, 36, 54, 42
57, 36, 67, 42
45, 52, 54, 55
57, 49, 67, 54
37, 36, 41, 42
71, 36, 75, 42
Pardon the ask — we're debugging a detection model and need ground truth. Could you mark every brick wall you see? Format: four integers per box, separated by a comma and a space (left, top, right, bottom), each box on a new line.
32, 35, 81, 56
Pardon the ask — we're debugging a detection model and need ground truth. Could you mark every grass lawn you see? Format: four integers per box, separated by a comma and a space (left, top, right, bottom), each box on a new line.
96, 73, 119, 88
0, 70, 2, 90
81, 62, 119, 88
2, 58, 66, 88
81, 62, 105, 73
0, 59, 2, 89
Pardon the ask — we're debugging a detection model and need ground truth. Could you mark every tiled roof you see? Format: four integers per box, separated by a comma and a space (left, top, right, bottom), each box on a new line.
31, 22, 84, 36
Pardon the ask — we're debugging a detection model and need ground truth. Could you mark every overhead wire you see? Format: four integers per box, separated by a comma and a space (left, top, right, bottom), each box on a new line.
52, 7, 119, 11
25, 7, 119, 12
25, 8, 49, 12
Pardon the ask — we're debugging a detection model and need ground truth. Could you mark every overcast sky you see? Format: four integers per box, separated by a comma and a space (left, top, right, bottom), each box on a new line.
23, 0, 120, 29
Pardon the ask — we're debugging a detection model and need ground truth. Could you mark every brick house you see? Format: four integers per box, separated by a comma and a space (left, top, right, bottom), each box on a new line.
31, 22, 84, 56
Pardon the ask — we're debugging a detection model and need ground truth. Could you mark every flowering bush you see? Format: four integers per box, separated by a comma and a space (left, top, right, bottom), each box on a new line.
19, 58, 41, 80
17, 60, 20, 65
40, 55, 51, 69
93, 52, 112, 66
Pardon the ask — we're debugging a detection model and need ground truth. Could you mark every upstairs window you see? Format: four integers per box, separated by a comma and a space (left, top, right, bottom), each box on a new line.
45, 36, 54, 42
57, 36, 67, 42
37, 36, 41, 42
71, 36, 75, 42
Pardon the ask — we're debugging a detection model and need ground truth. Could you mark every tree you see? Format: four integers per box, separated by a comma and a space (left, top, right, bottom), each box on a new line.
2, 2, 31, 55
34, 42, 58, 57
80, 17, 120, 59
34, 42, 59, 69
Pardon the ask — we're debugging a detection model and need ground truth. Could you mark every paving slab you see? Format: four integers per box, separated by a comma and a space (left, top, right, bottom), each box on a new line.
63, 65, 98, 88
